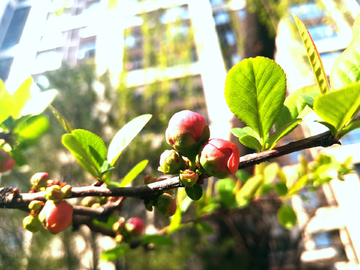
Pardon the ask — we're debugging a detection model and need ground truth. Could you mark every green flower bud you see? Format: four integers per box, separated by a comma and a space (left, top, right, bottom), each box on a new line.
158, 150, 186, 175
45, 185, 64, 203
179, 169, 199, 187
155, 193, 177, 216
61, 185, 72, 198
23, 215, 41, 233
28, 200, 43, 211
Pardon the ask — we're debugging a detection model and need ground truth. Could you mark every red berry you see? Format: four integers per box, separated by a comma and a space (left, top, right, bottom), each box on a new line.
0, 150, 15, 173
200, 138, 240, 178
125, 217, 145, 236
39, 200, 73, 234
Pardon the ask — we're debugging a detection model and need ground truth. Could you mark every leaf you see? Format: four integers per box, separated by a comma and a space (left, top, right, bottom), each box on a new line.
277, 204, 297, 229
266, 118, 302, 150
11, 77, 32, 119
196, 222, 213, 234
298, 92, 320, 109
185, 184, 203, 201
330, 15, 360, 90
0, 100, 13, 125
340, 119, 360, 138
275, 85, 317, 130
225, 57, 286, 143
100, 245, 130, 261
92, 215, 119, 231
62, 130, 107, 177
286, 175, 308, 196
142, 234, 174, 245
236, 170, 250, 183
119, 160, 148, 187
274, 182, 288, 196
48, 104, 73, 133
21, 89, 58, 116
292, 14, 330, 94
232, 127, 261, 152
315, 121, 337, 136
13, 115, 50, 147
108, 114, 152, 166
236, 175, 264, 202
168, 203, 182, 234
215, 178, 236, 207
313, 83, 360, 136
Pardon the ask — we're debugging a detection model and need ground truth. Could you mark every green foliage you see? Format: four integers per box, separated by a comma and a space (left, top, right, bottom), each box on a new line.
142, 234, 175, 245
100, 244, 130, 261
277, 204, 297, 229
119, 159, 148, 187
185, 184, 203, 201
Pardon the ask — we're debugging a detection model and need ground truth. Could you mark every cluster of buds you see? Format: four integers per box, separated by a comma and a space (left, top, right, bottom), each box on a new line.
112, 217, 145, 244
0, 150, 15, 173
23, 172, 73, 234
159, 110, 240, 185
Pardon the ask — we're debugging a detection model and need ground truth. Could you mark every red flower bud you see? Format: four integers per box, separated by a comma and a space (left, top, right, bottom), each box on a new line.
166, 110, 210, 158
199, 138, 240, 179
158, 150, 186, 174
39, 200, 73, 234
125, 217, 145, 236
155, 193, 177, 216
0, 150, 15, 173
30, 172, 49, 189
179, 169, 199, 187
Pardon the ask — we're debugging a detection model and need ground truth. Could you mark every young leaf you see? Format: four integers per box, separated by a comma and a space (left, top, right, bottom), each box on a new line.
196, 222, 213, 234
339, 119, 360, 138
21, 89, 58, 116
286, 175, 308, 197
313, 83, 360, 136
0, 100, 13, 125
225, 57, 286, 144
277, 204, 297, 229
62, 129, 107, 177
13, 115, 50, 147
315, 121, 337, 136
11, 77, 32, 119
108, 114, 152, 166
119, 159, 148, 187
185, 184, 203, 201
168, 203, 182, 234
266, 118, 302, 150
330, 15, 360, 90
298, 92, 320, 109
100, 245, 130, 261
275, 85, 317, 130
215, 178, 236, 207
236, 175, 264, 202
274, 182, 288, 196
292, 14, 330, 94
232, 127, 262, 152
48, 104, 73, 133
142, 234, 174, 245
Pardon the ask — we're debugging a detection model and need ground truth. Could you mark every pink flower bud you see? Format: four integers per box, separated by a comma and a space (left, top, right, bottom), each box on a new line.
199, 138, 240, 179
158, 150, 186, 174
179, 169, 199, 187
166, 110, 210, 158
0, 150, 15, 173
45, 185, 64, 203
155, 193, 177, 216
39, 200, 73, 234
30, 172, 49, 189
125, 217, 145, 236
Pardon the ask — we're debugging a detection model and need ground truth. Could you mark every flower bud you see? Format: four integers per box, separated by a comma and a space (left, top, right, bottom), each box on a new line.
45, 185, 64, 203
113, 217, 126, 232
28, 200, 43, 211
61, 185, 72, 198
143, 175, 157, 185
0, 150, 15, 173
158, 150, 186, 175
179, 169, 199, 187
23, 215, 41, 233
199, 138, 240, 179
125, 217, 145, 236
115, 234, 124, 243
166, 110, 210, 158
81, 196, 100, 207
30, 172, 49, 189
155, 193, 177, 216
39, 200, 73, 234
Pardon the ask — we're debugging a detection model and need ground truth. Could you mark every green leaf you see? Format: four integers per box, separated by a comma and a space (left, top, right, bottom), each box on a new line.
236, 175, 264, 202
48, 104, 73, 133
315, 121, 337, 136
185, 184, 203, 201
275, 85, 317, 130
277, 204, 297, 229
330, 15, 360, 90
100, 245, 130, 261
0, 100, 13, 125
274, 182, 288, 196
298, 92, 320, 109
168, 204, 182, 234
313, 83, 360, 136
225, 57, 286, 144
340, 119, 360, 138
196, 222, 213, 234
286, 175, 308, 196
92, 215, 119, 231
62, 129, 107, 177
293, 14, 330, 94
232, 127, 262, 152
266, 118, 302, 150
21, 89, 58, 116
142, 234, 174, 245
11, 77, 32, 119
215, 178, 236, 207
13, 115, 50, 147
236, 170, 250, 183
108, 114, 152, 166
119, 159, 148, 187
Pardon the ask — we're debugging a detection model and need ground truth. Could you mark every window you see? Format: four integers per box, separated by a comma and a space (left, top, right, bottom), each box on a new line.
214, 12, 230, 25
290, 2, 325, 21
225, 30, 236, 46
1, 7, 31, 50
33, 49, 63, 74
0, 58, 14, 81
78, 41, 96, 59
0, 4, 14, 48
312, 231, 333, 249
341, 128, 360, 145
355, 163, 360, 177
307, 24, 337, 41
238, 9, 246, 21
39, 32, 66, 49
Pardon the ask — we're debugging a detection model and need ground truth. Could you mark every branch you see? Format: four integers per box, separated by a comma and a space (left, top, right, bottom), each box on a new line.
0, 129, 340, 210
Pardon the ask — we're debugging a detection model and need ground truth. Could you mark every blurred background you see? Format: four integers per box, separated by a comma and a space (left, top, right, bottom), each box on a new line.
1, 0, 360, 269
